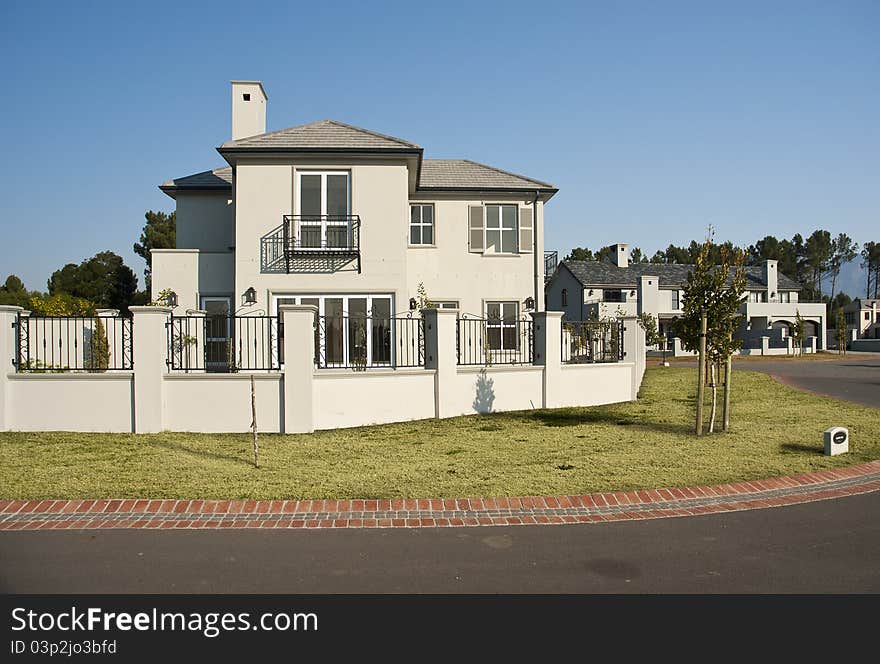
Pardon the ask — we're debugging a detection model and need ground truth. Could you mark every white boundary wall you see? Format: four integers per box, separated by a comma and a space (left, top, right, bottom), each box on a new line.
0, 306, 646, 433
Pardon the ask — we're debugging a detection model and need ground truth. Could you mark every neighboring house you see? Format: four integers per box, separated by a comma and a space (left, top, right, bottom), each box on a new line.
546, 243, 827, 350
842, 298, 880, 339
153, 80, 556, 367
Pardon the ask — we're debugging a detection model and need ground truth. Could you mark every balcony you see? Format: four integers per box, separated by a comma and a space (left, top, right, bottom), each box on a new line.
544, 250, 558, 281
261, 215, 361, 274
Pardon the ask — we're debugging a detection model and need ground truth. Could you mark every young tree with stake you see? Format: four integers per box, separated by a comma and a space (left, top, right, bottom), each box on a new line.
673, 230, 747, 434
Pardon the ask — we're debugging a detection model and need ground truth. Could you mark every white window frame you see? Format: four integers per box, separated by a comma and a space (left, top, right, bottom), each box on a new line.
409, 203, 435, 246
484, 204, 518, 254
271, 293, 394, 368
295, 171, 351, 250
485, 300, 519, 352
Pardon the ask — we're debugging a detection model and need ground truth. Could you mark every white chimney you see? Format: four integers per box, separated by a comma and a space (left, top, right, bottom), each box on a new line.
231, 81, 268, 141
764, 259, 778, 302
611, 243, 629, 268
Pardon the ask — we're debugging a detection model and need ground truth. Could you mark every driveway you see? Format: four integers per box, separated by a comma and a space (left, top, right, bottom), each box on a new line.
666, 354, 880, 408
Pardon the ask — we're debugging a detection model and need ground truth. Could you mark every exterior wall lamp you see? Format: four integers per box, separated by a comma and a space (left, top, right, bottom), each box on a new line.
242, 287, 257, 306
409, 297, 417, 310
524, 296, 535, 310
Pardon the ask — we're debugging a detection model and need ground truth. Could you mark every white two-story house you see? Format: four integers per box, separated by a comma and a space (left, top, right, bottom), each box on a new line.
153, 81, 557, 367
546, 243, 827, 351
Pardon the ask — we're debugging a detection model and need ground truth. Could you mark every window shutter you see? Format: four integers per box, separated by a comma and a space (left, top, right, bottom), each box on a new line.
468, 205, 484, 253
519, 207, 534, 253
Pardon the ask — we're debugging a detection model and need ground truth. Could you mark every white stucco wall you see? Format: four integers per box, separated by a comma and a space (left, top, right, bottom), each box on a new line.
555, 363, 634, 408
407, 194, 542, 316
151, 250, 235, 310
234, 159, 411, 311
449, 366, 544, 416
8, 374, 133, 432
163, 374, 282, 433
176, 192, 235, 252
312, 369, 436, 430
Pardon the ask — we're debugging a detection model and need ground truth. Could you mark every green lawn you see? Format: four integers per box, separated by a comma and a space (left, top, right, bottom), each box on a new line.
1, 367, 877, 500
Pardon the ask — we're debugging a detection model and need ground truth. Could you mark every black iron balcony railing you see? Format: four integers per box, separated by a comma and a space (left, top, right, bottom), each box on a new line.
261, 215, 361, 274
544, 250, 558, 280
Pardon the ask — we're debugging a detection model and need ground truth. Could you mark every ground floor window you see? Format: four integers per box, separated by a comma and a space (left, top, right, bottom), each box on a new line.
485, 301, 519, 351
272, 293, 394, 367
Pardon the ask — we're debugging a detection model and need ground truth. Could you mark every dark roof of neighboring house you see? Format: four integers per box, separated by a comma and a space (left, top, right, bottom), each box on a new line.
219, 119, 421, 151
559, 260, 802, 291
843, 298, 880, 311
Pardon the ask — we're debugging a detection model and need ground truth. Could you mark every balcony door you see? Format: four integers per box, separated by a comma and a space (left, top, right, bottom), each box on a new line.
296, 171, 350, 249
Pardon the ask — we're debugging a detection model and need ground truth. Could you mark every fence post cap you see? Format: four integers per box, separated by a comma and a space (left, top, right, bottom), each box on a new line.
422, 307, 457, 316
278, 304, 318, 314
129, 305, 172, 314
0, 305, 25, 313
96, 308, 120, 317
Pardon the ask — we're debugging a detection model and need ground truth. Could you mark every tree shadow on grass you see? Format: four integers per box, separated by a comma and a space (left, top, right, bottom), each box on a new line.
526, 408, 692, 435
150, 439, 255, 467
780, 442, 824, 455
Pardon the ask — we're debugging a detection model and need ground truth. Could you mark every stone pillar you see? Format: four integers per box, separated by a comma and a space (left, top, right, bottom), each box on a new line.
786, 337, 794, 355
621, 316, 646, 399
760, 336, 770, 356
130, 306, 171, 433
531, 311, 563, 408
807, 336, 817, 354
423, 308, 458, 419
281, 305, 316, 434
0, 305, 24, 431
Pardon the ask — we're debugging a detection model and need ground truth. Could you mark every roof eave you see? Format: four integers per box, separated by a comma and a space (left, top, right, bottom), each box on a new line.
416, 186, 558, 201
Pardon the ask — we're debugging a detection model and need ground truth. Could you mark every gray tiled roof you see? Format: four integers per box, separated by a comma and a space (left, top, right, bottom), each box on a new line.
219, 119, 420, 150
418, 159, 556, 191
561, 260, 802, 290
160, 167, 232, 191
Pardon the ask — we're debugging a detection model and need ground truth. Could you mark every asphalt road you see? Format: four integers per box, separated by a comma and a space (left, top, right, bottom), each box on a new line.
668, 353, 880, 408
2, 492, 878, 593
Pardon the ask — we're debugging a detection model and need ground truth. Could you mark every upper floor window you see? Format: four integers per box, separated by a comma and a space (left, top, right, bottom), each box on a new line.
485, 204, 518, 253
561, 288, 568, 307
779, 291, 791, 303
410, 204, 434, 245
604, 290, 626, 303
296, 171, 350, 249
671, 289, 680, 310
748, 291, 767, 303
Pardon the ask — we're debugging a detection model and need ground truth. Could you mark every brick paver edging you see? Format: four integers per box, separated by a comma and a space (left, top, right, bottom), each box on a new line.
2, 461, 879, 531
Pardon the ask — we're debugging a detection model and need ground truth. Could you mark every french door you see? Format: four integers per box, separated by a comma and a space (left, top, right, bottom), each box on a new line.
272, 294, 394, 368
296, 171, 351, 249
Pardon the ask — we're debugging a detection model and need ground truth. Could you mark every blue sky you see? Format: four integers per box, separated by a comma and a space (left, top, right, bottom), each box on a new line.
1, 0, 877, 297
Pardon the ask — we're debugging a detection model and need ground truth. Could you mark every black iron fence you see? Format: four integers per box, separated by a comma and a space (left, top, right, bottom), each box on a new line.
167, 314, 281, 372
561, 319, 625, 364
314, 313, 423, 369
15, 314, 133, 372
456, 315, 534, 366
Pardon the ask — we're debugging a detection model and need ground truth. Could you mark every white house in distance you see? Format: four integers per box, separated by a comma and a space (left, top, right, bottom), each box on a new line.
546, 243, 827, 352
152, 80, 556, 369
842, 298, 880, 340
